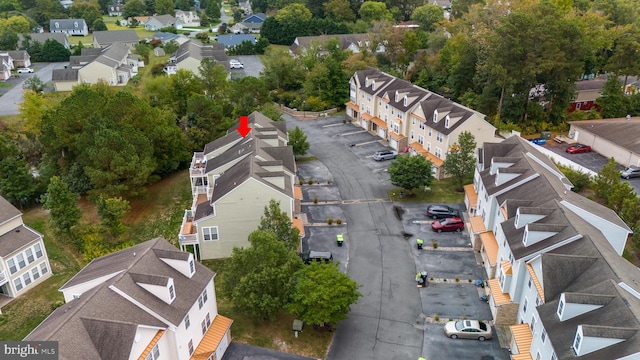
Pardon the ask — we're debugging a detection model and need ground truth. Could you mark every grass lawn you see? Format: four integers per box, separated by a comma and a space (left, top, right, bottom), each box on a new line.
387, 177, 465, 203
203, 259, 333, 359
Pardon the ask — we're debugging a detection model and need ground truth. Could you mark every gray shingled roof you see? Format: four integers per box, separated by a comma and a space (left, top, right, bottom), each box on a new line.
93, 30, 139, 45
27, 238, 215, 359
49, 19, 87, 30
570, 119, 640, 155
19, 33, 67, 48
0, 195, 21, 224
290, 33, 371, 53
0, 225, 41, 257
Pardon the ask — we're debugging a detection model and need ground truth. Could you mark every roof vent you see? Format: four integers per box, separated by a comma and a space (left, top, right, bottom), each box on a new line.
133, 252, 136, 256
15, 229, 20, 233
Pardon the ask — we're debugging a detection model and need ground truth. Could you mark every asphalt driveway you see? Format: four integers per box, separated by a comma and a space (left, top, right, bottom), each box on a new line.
0, 62, 68, 116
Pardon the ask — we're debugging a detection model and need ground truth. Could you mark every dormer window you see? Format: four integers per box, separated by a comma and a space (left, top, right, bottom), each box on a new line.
55, 22, 60, 28
169, 285, 175, 300
74, 21, 78, 28
403, 96, 407, 106
395, 91, 399, 102
445, 115, 450, 128
572, 331, 581, 355
372, 80, 375, 90
433, 110, 438, 122
189, 259, 195, 274
365, 76, 369, 87
557, 298, 564, 318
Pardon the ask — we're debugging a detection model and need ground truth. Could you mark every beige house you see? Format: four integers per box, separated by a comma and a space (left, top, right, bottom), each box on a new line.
166, 39, 229, 76
175, 10, 201, 27
25, 238, 232, 360
0, 196, 52, 313
52, 43, 142, 91
346, 67, 499, 178
179, 112, 302, 260
567, 118, 640, 167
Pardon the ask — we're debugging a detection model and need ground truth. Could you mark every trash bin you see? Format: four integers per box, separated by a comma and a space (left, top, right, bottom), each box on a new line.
416, 238, 424, 249
336, 234, 344, 247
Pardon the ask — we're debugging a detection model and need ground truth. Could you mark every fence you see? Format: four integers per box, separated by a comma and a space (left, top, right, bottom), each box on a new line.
275, 103, 338, 119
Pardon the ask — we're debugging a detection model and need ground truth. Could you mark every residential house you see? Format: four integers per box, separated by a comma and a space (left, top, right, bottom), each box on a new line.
144, 15, 183, 31
0, 195, 53, 313
120, 16, 150, 27
108, 4, 123, 16
59, 0, 73, 8
178, 112, 303, 260
346, 67, 498, 179
49, 19, 88, 36
52, 43, 142, 91
4, 50, 31, 68
93, 30, 140, 48
24, 238, 233, 360
567, 118, 640, 167
569, 78, 604, 113
215, 34, 256, 49
146, 31, 184, 44
290, 34, 384, 55
19, 32, 70, 49
243, 13, 266, 23
166, 39, 228, 76
466, 135, 640, 359
175, 10, 201, 27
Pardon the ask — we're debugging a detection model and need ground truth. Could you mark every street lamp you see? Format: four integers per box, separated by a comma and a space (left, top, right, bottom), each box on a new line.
302, 101, 306, 118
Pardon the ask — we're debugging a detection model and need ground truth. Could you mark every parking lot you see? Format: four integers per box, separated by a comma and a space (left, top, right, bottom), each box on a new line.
287, 114, 510, 360
228, 55, 263, 78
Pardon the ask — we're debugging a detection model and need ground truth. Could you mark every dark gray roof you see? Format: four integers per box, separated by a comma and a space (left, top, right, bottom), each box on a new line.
27, 238, 216, 359
569, 119, 640, 155
290, 33, 371, 53
80, 48, 102, 56
147, 31, 180, 43
204, 137, 255, 174
174, 39, 228, 66
149, 14, 177, 25
354, 67, 395, 97
19, 33, 68, 48
0, 225, 41, 257
203, 131, 242, 155
216, 34, 256, 48
49, 19, 87, 30
93, 30, 139, 45
0, 195, 21, 224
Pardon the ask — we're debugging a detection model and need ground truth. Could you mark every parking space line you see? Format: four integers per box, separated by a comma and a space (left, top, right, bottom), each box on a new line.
322, 123, 346, 128
337, 130, 367, 136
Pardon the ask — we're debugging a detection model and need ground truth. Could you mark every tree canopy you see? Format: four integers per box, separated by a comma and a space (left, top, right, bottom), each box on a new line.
288, 126, 310, 156
258, 199, 300, 252
388, 154, 434, 194
443, 131, 477, 189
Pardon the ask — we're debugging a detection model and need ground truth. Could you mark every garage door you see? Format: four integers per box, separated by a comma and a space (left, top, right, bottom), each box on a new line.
361, 120, 367, 130
390, 139, 397, 149
377, 128, 385, 139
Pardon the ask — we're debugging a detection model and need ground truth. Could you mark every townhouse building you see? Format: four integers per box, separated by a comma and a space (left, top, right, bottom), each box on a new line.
466, 135, 640, 359
0, 195, 53, 313
178, 112, 303, 260
25, 238, 233, 360
346, 67, 498, 178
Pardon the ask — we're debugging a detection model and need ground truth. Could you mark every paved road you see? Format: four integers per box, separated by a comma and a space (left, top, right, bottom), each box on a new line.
285, 114, 424, 360
0, 62, 68, 116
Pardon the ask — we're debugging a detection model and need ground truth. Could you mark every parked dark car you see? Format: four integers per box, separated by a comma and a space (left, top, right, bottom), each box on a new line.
566, 144, 591, 154
301, 251, 333, 264
621, 166, 640, 179
431, 217, 465, 232
426, 205, 460, 219
529, 138, 546, 145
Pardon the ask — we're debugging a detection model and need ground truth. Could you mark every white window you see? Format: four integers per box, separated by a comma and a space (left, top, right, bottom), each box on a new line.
418, 135, 424, 145
410, 130, 414, 139
572, 332, 581, 354
535, 353, 540, 360
575, 102, 581, 110
392, 122, 399, 133
445, 115, 450, 128
202, 227, 219, 241
551, 353, 557, 360
17, 254, 25, 268
202, 289, 208, 304
189, 260, 195, 274
427, 128, 431, 136
403, 96, 407, 106
188, 340, 194, 356
395, 91, 399, 102
8, 259, 17, 274
398, 111, 403, 119
541, 329, 546, 343
435, 148, 442, 158
528, 278, 532, 289
419, 122, 425, 130
206, 312, 211, 327
151, 344, 160, 359
530, 316, 536, 333
391, 109, 394, 115
385, 103, 388, 109
185, 314, 190, 329
26, 248, 34, 263
31, 267, 40, 280
35, 243, 43, 258
557, 299, 564, 317
426, 142, 431, 152
378, 99, 381, 105
436, 132, 443, 142
40, 262, 48, 275
198, 295, 204, 309
169, 285, 175, 300
433, 111, 438, 122
14, 277, 23, 291
367, 95, 371, 102
23, 272, 31, 286
412, 117, 415, 125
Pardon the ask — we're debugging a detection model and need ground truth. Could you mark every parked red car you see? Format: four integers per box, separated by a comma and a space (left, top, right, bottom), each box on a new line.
431, 217, 465, 232
566, 144, 592, 154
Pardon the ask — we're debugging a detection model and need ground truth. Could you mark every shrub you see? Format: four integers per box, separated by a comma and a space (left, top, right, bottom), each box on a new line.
556, 163, 592, 192
299, 179, 304, 185
434, 314, 440, 322
336, 218, 342, 225
432, 241, 438, 249
313, 197, 318, 204
327, 217, 334, 225
455, 277, 460, 282
468, 279, 472, 283
308, 179, 313, 185
52, 300, 64, 310
443, 278, 447, 282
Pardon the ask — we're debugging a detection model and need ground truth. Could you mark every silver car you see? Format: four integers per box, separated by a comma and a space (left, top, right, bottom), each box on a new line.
373, 150, 397, 161
444, 320, 492, 341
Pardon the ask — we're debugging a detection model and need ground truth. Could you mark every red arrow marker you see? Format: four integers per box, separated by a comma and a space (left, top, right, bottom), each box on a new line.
237, 115, 251, 138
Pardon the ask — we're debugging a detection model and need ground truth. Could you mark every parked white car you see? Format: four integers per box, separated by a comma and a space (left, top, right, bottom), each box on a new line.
17, 67, 34, 73
229, 59, 244, 69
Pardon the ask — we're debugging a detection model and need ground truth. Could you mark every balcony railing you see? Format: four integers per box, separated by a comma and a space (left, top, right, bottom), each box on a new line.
0, 270, 8, 286
178, 209, 199, 245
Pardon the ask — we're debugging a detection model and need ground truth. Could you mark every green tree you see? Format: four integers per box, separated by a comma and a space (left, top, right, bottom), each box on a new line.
22, 75, 46, 94
260, 47, 304, 91
40, 38, 70, 61
258, 199, 300, 252
596, 76, 628, 118
41, 176, 81, 234
96, 195, 130, 239
163, 40, 179, 56
122, 0, 147, 18
358, 1, 392, 23
287, 126, 310, 156
69, 2, 101, 30
0, 152, 40, 208
276, 3, 312, 27
411, 4, 443, 32
323, 0, 355, 23
442, 131, 476, 189
287, 261, 361, 328
92, 18, 107, 31
0, 28, 18, 49
219, 230, 303, 320
155, 0, 175, 16
205, 0, 221, 22
593, 158, 622, 202
608, 181, 636, 213
388, 154, 434, 195
134, 42, 152, 63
